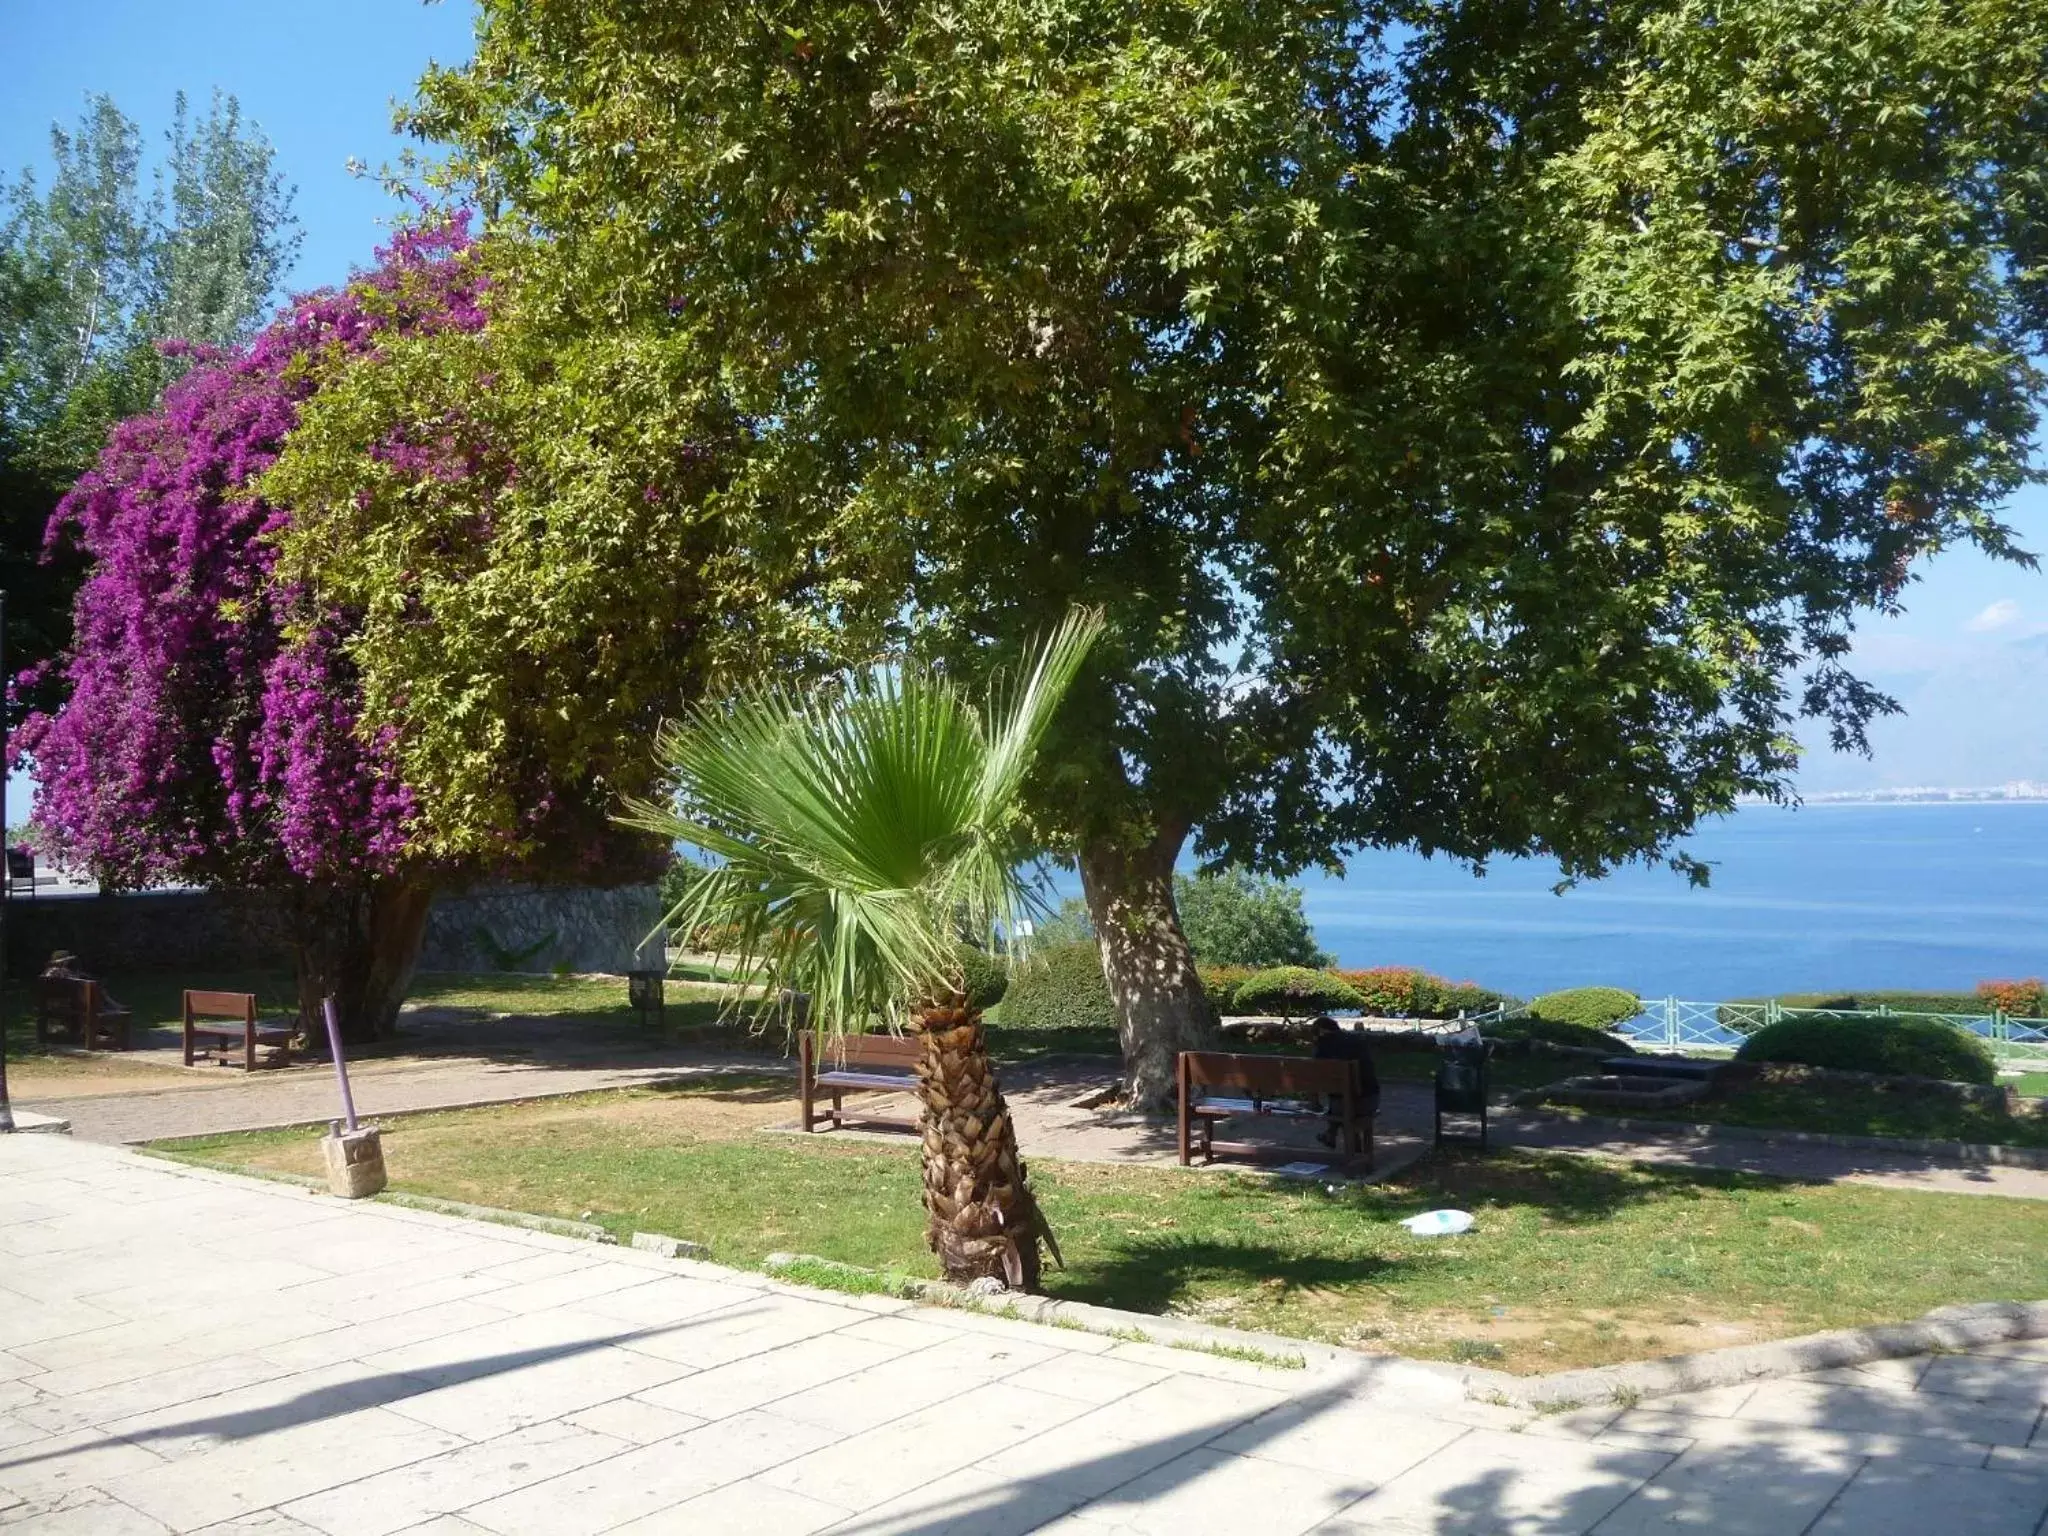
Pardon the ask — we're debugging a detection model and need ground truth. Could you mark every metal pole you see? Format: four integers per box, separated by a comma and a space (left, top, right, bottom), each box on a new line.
0, 590, 13, 1133
321, 995, 359, 1133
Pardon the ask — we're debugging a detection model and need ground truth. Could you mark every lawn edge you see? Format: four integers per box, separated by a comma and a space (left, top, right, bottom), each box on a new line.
139, 1144, 2048, 1414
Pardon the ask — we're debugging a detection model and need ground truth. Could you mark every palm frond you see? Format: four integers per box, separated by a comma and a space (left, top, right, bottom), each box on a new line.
623, 608, 1104, 1044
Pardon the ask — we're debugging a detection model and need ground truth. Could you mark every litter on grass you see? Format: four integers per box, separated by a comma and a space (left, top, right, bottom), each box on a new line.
1401, 1209, 1475, 1237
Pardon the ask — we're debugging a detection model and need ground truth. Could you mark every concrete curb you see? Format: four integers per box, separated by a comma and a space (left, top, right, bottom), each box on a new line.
1503, 1105, 2048, 1169
136, 1148, 619, 1242
137, 1147, 2048, 1415
1461, 1299, 2048, 1410
4, 1110, 72, 1135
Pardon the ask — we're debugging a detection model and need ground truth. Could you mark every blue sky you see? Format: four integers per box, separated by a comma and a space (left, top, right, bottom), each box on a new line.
5, 0, 2046, 823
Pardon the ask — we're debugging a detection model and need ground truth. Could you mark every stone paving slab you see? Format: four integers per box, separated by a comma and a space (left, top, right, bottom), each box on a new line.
4, 1132, 2048, 1534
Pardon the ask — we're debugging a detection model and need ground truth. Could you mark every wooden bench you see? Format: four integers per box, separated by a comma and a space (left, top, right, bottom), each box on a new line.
184, 990, 295, 1071
1177, 1051, 1374, 1170
799, 1031, 922, 1133
36, 976, 131, 1051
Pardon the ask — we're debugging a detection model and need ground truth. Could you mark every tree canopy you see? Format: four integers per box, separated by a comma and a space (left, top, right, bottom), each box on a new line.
1, 91, 299, 716
402, 0, 2048, 1102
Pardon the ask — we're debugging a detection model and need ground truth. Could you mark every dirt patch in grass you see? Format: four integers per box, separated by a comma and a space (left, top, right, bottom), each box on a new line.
156, 1079, 2048, 1375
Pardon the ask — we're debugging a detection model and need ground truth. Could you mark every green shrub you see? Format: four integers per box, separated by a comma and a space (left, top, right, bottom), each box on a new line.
1175, 870, 1331, 968
1198, 963, 1256, 1013
1527, 986, 1642, 1032
1001, 941, 1118, 1032
1328, 967, 1511, 1019
1736, 1016, 1997, 1086
956, 945, 1009, 1011
1232, 966, 1365, 1019
1483, 1016, 1634, 1054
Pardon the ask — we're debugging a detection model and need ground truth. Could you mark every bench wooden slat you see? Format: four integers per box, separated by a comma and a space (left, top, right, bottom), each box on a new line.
799, 1030, 926, 1133
1177, 1050, 1375, 1172
815, 1070, 917, 1092
183, 989, 288, 1071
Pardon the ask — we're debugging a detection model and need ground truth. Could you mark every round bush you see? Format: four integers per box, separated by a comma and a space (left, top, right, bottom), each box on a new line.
1000, 941, 1118, 1032
1735, 1016, 1997, 1085
1232, 966, 1365, 1019
956, 945, 1009, 1011
1527, 986, 1642, 1032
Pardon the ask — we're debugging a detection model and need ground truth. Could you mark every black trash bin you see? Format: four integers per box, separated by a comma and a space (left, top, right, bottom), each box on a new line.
1434, 1030, 1489, 1149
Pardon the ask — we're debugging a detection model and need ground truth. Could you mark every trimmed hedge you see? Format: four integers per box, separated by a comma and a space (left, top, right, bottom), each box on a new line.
1484, 1015, 1636, 1054
1001, 941, 1118, 1032
1735, 1015, 1998, 1086
1527, 986, 1643, 1032
956, 945, 1009, 1011
1332, 966, 1512, 1019
1198, 963, 1257, 1013
1233, 966, 1365, 1018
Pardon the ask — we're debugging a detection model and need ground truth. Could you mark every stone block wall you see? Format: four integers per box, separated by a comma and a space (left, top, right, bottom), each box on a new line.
416, 884, 665, 976
4, 882, 663, 979
3, 890, 295, 978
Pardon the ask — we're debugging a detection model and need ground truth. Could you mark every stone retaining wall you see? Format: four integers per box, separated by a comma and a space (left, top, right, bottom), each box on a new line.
3, 889, 294, 977
5, 882, 664, 979
416, 884, 664, 976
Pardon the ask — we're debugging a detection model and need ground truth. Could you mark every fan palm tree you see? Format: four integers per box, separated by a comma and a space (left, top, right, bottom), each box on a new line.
626, 609, 1103, 1291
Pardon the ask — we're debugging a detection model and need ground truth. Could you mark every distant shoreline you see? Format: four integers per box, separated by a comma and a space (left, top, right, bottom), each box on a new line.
1752, 791, 2048, 807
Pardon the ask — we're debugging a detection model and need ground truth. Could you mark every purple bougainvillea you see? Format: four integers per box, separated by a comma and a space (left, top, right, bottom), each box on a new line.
14, 219, 485, 892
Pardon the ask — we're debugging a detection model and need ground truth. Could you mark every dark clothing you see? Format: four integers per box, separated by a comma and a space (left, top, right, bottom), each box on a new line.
1312, 1026, 1381, 1106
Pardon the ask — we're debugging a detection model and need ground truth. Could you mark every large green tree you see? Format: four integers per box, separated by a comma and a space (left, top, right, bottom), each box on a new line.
411, 0, 2048, 1107
1, 91, 298, 714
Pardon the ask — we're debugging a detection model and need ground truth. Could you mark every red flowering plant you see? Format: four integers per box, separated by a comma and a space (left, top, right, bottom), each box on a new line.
1975, 979, 2046, 1018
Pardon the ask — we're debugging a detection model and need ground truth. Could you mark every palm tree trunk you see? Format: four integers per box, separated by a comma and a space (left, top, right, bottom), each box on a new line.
913, 1000, 1051, 1291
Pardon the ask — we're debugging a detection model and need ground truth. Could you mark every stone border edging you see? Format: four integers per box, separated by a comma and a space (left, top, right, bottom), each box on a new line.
132, 1146, 2048, 1417
134, 1148, 618, 1242
1461, 1299, 2048, 1410
1504, 1104, 2048, 1169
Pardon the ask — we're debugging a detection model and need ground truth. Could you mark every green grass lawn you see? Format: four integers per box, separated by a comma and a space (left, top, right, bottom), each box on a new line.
1539, 1074, 2048, 1149
153, 1077, 2048, 1375
2013, 1072, 2048, 1099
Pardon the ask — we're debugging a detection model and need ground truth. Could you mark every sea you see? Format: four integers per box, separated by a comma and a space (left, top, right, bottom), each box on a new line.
1068, 802, 2048, 1002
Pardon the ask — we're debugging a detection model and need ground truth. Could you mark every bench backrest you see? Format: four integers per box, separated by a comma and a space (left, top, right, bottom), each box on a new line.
185, 989, 257, 1025
5, 847, 31, 879
37, 974, 93, 1020
1180, 1050, 1355, 1097
812, 1031, 923, 1070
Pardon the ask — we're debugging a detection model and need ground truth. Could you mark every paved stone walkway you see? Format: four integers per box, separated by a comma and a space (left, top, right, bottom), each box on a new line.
4, 1133, 2047, 1534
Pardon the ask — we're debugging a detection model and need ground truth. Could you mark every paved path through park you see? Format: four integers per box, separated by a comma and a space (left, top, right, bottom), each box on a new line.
30, 1048, 2048, 1202
3, 1132, 2048, 1534
21, 1051, 769, 1146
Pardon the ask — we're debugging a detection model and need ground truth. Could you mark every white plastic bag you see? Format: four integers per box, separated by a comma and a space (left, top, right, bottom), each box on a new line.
1400, 1209, 1475, 1237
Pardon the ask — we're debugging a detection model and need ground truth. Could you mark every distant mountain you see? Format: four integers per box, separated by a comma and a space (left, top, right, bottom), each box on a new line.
1794, 633, 2048, 794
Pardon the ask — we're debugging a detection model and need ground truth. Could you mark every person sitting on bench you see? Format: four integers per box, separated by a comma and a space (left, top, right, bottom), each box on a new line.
42, 951, 133, 1016
1310, 1015, 1380, 1149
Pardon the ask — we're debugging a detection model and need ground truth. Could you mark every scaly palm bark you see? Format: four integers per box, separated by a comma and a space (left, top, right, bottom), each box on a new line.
913, 997, 1058, 1291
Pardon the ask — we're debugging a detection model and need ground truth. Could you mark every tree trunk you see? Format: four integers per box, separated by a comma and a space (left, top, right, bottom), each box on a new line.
914, 998, 1052, 1291
293, 878, 436, 1047
1080, 825, 1219, 1114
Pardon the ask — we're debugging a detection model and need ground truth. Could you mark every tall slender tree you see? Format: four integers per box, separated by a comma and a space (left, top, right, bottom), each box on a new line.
630, 610, 1103, 1289
1, 92, 299, 720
